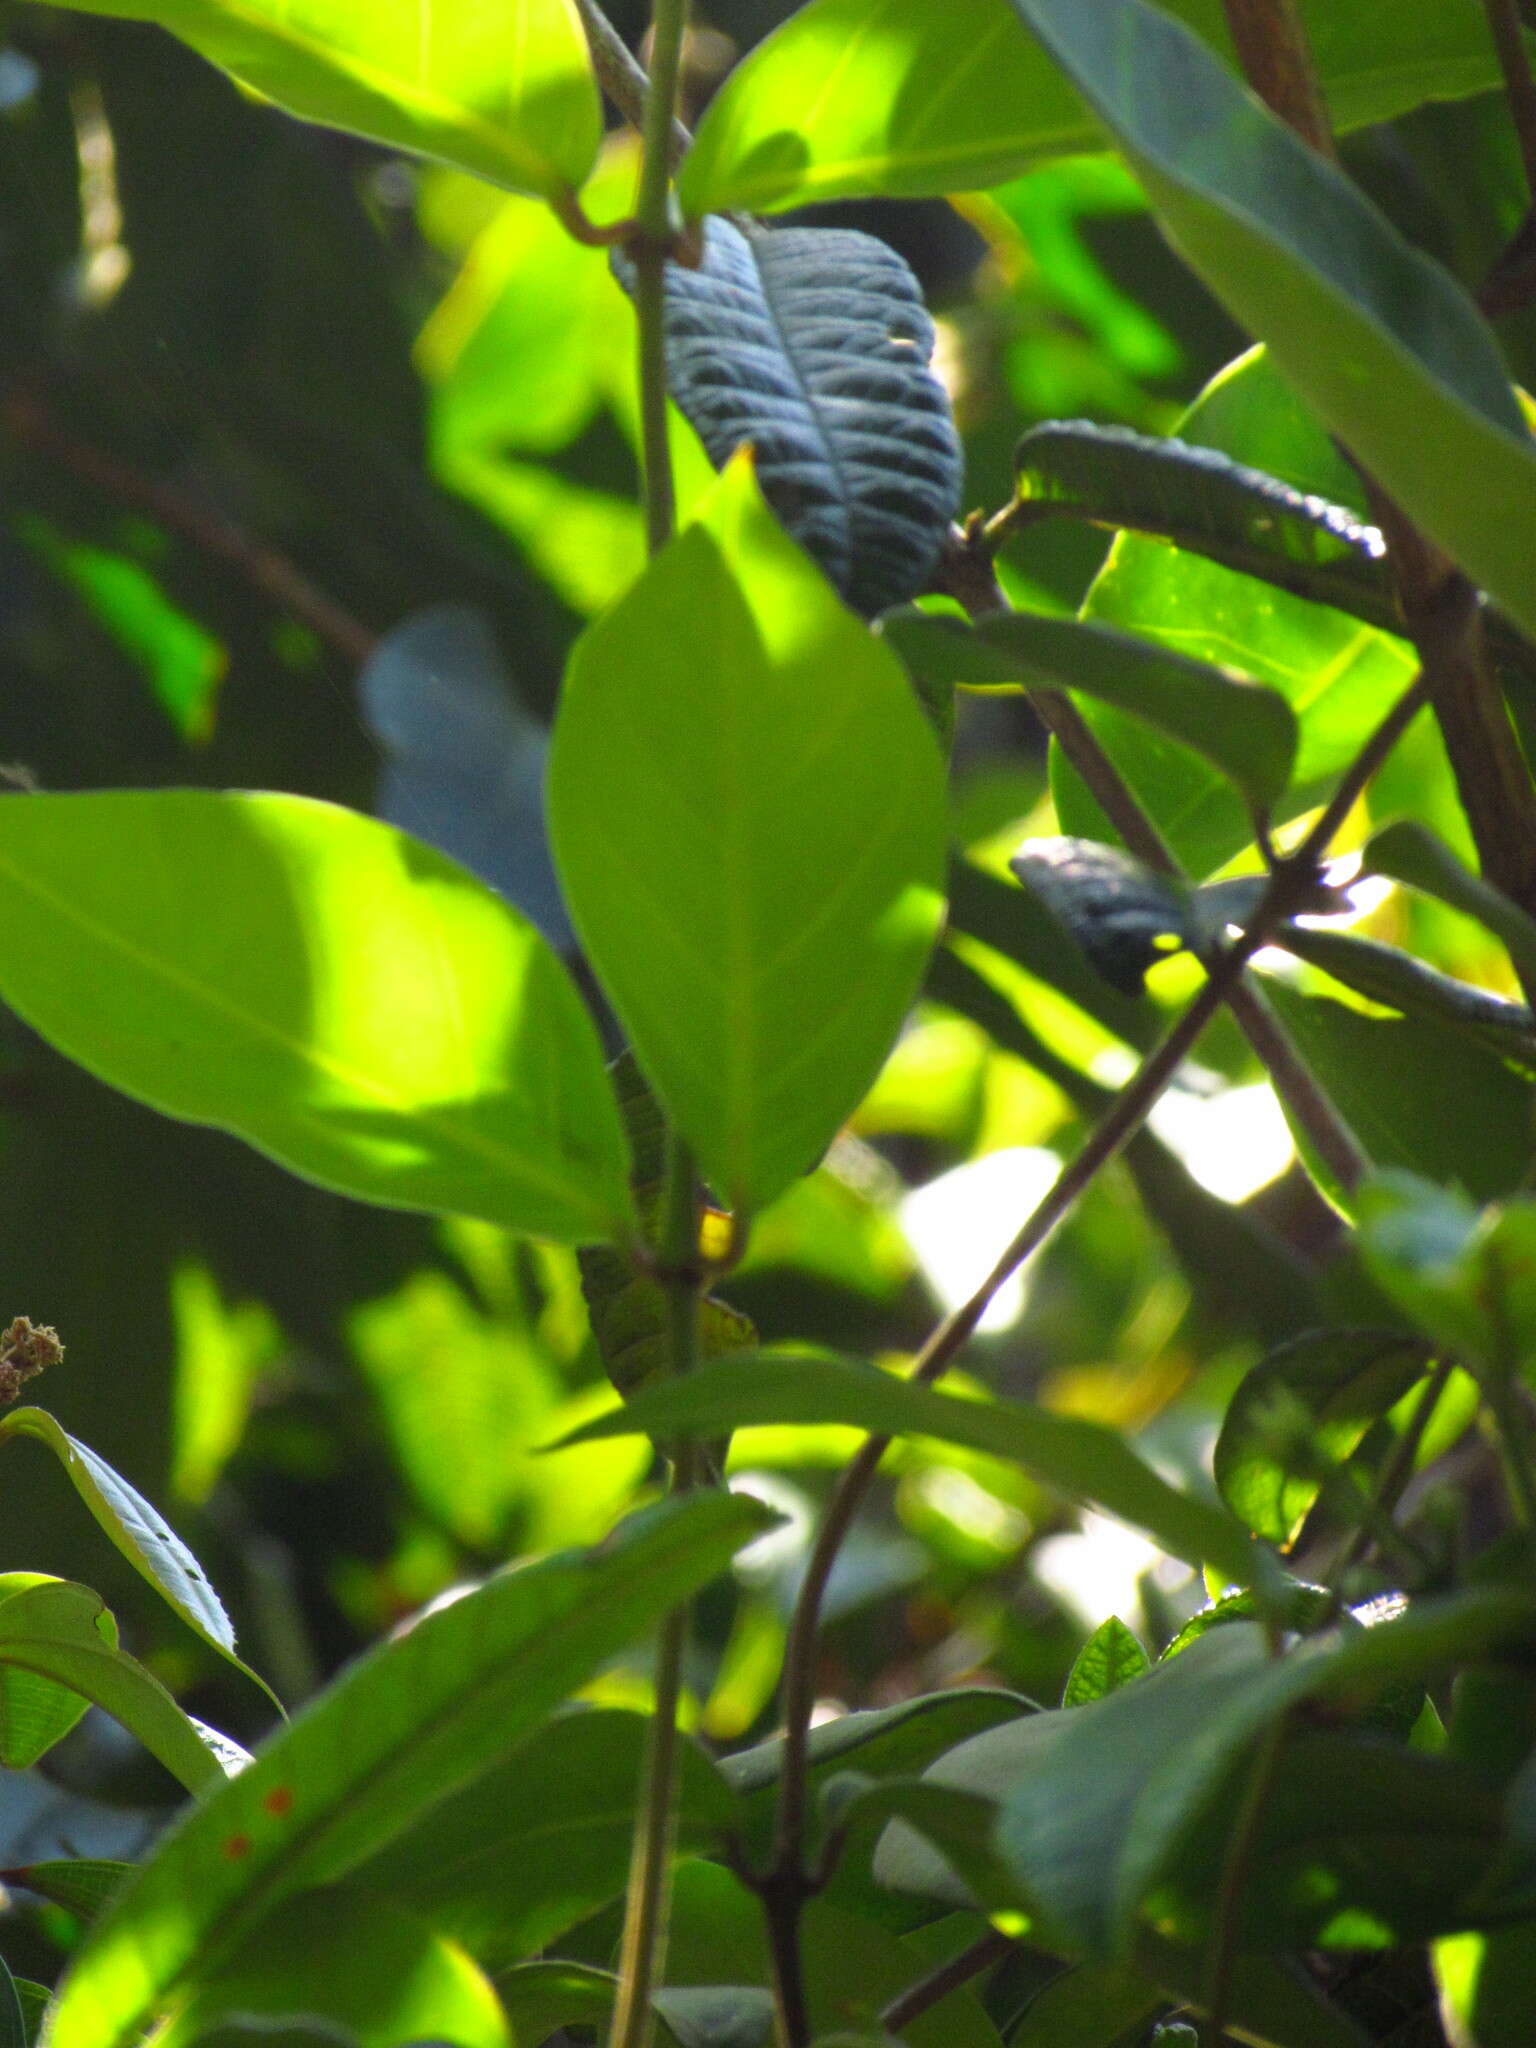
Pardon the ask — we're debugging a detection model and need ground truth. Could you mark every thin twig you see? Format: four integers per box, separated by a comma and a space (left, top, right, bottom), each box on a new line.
1333, 1353, 1451, 1580
1220, 0, 1335, 158
1202, 1715, 1289, 2046
1482, 0, 1536, 196
2, 392, 377, 667
933, 530, 1373, 1194
573, 0, 694, 168
605, 8, 697, 2048
764, 679, 1424, 2003
879, 1929, 1016, 2035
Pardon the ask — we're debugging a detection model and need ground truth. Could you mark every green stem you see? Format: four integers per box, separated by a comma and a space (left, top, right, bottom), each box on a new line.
606, 10, 696, 2048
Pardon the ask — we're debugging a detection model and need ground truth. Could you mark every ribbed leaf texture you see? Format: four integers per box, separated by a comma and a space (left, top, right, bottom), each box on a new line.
624, 218, 962, 615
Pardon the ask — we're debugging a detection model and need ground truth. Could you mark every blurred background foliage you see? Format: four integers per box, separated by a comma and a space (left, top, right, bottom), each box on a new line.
0, 0, 1532, 1981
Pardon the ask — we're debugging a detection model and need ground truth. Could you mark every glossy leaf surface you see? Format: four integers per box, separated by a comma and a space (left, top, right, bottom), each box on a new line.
555, 1351, 1275, 1593
0, 793, 632, 1246
51, 0, 600, 198
1009, 0, 1536, 643
45, 1493, 775, 2048
622, 220, 961, 617
548, 464, 947, 1215
679, 0, 1514, 214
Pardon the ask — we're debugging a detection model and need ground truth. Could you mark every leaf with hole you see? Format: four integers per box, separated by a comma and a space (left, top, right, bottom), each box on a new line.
616, 220, 961, 617
0, 792, 632, 1247
547, 461, 947, 1216
43, 1491, 776, 2048
50, 0, 600, 199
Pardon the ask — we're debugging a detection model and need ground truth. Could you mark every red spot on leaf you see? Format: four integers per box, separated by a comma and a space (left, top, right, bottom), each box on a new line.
221, 1833, 252, 1862
262, 1785, 294, 1819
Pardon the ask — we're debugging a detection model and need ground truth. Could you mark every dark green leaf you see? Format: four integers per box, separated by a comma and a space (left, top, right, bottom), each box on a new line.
44, 1492, 776, 2048
0, 793, 633, 1246
1008, 1962, 1161, 2048
1356, 1173, 1536, 1374
1257, 981, 1536, 1204
1006, 0, 1536, 643
497, 1961, 617, 2044
1063, 1617, 1150, 1707
547, 462, 947, 1216
0, 1955, 26, 2048
654, 1987, 775, 2048
883, 610, 1296, 810
1366, 821, 1536, 998
553, 1351, 1279, 1595
619, 221, 961, 618
1274, 927, 1536, 1064
6, 1859, 130, 1924
1215, 1330, 1435, 1545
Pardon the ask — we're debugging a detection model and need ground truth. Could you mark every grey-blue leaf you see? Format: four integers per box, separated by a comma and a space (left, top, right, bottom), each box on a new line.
358, 605, 572, 950
624, 219, 962, 615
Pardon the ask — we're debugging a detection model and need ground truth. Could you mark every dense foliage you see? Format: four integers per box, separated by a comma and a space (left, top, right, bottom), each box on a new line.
2, 1, 1536, 2045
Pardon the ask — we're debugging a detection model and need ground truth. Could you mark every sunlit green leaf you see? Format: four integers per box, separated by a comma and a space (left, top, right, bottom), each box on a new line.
555, 1351, 1278, 1594
0, 792, 633, 1246
1009, 0, 1536, 644
548, 460, 947, 1216
679, 0, 1515, 214
1063, 1616, 1150, 1706
45, 1492, 774, 2048
1366, 820, 1536, 998
48, 0, 601, 198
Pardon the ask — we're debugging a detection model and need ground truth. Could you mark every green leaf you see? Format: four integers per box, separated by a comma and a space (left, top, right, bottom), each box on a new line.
1215, 1330, 1435, 1546
44, 1492, 774, 2048
157, 1891, 509, 2048
6, 1860, 130, 1925
1063, 1617, 1150, 1707
1356, 1173, 1536, 1374
1006, 0, 1536, 645
1008, 1962, 1161, 2047
1366, 820, 1536, 998
1274, 927, 1536, 1064
918, 1591, 1535, 1955
1436, 1924, 1536, 2048
0, 792, 632, 1246
828, 1774, 1021, 1917
1054, 362, 1418, 877
678, 0, 1516, 214
547, 459, 947, 1216
553, 1351, 1278, 1595
497, 1962, 617, 2045
1258, 980, 1536, 1205
883, 610, 1296, 813
0, 1960, 24, 2048
348, 1708, 737, 1969
51, 0, 600, 200
0, 1408, 272, 1703
0, 1572, 105, 1768
0, 1578, 225, 1796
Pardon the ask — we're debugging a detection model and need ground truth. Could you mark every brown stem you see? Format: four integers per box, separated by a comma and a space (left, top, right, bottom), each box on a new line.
1483, 0, 1536, 196
1220, 0, 1335, 158
1218, 0, 1536, 975
932, 530, 1372, 1193
764, 679, 1426, 1972
3, 391, 377, 667
573, 0, 693, 167
879, 1930, 1016, 2035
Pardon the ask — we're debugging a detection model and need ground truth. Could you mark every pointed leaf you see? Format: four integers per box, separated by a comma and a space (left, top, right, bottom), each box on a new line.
553, 1351, 1279, 1594
1063, 1617, 1150, 1707
0, 792, 632, 1246
1214, 1330, 1435, 1545
883, 610, 1296, 811
1006, 0, 1536, 643
51, 0, 600, 199
678, 0, 1518, 213
0, 1409, 271, 1703
547, 463, 948, 1215
0, 1580, 224, 1797
44, 1492, 775, 2048
619, 220, 961, 617
1274, 926, 1536, 1062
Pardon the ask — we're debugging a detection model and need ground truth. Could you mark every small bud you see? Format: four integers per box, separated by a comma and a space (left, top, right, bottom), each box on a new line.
0, 1316, 62, 1405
